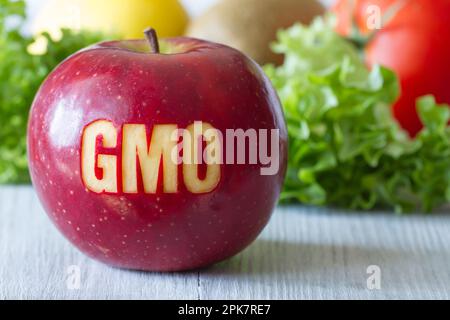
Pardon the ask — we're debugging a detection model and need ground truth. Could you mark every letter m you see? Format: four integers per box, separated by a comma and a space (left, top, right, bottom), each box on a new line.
122, 124, 178, 194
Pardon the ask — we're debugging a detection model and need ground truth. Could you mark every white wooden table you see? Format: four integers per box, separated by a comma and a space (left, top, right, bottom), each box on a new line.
1, 186, 450, 300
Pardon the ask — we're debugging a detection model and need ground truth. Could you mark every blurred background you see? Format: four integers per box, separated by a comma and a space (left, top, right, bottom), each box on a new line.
2, 0, 449, 213
26, 0, 334, 19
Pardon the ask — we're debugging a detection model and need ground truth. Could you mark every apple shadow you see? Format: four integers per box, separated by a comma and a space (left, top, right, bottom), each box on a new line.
201, 239, 415, 277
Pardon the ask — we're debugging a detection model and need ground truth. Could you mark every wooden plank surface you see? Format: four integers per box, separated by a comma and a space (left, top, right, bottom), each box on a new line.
1, 186, 450, 300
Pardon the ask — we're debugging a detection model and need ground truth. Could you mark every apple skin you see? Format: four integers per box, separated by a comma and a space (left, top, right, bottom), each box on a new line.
27, 37, 287, 272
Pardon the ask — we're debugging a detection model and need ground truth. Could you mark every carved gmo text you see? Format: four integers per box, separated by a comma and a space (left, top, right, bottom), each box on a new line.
81, 120, 223, 195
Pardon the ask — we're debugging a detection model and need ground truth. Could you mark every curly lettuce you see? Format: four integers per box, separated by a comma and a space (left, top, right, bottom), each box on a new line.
266, 18, 450, 213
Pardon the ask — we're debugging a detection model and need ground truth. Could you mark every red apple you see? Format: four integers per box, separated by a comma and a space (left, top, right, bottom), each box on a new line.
27, 29, 287, 272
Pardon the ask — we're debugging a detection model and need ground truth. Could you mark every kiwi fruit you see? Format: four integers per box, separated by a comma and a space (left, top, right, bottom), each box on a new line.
186, 0, 325, 65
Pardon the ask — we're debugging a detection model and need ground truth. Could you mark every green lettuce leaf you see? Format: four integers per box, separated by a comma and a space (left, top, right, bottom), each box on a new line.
0, 0, 104, 184
266, 17, 450, 213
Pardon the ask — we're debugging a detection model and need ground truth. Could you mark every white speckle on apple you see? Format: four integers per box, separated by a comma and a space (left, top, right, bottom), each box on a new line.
95, 245, 111, 256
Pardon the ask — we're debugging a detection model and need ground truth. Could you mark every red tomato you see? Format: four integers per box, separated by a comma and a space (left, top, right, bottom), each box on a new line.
333, 0, 450, 137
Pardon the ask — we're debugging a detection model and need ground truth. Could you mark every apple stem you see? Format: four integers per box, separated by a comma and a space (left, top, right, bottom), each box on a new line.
144, 28, 160, 54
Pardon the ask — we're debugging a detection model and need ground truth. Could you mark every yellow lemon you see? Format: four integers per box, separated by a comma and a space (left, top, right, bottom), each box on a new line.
32, 0, 189, 40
